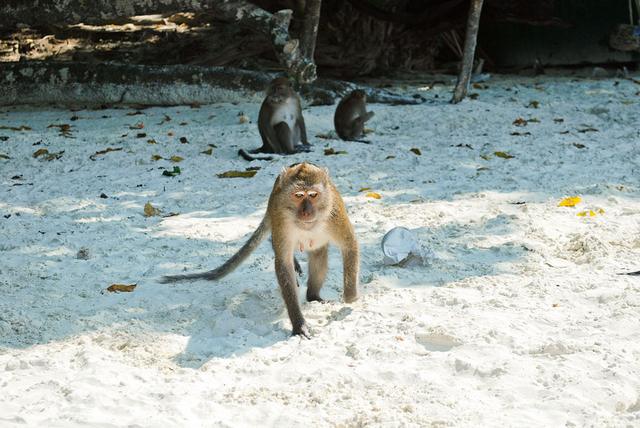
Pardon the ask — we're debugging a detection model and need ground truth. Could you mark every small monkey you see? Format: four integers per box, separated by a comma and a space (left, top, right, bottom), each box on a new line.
239, 77, 311, 161
334, 89, 375, 142
161, 163, 359, 338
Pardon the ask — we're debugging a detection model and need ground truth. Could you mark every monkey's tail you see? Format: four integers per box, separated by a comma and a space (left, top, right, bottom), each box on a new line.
159, 219, 270, 283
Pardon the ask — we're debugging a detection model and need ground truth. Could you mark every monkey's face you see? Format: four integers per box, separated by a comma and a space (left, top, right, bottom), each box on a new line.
350, 90, 366, 102
267, 78, 292, 104
289, 184, 328, 228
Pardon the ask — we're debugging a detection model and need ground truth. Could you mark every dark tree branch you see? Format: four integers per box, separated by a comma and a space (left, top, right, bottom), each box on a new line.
451, 0, 484, 104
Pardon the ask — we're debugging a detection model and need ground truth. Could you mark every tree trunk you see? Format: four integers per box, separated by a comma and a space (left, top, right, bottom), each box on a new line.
300, 0, 322, 61
451, 0, 484, 104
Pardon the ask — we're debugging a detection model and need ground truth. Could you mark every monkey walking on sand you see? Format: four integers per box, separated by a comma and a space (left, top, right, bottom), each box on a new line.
334, 89, 375, 143
239, 77, 311, 161
161, 163, 360, 338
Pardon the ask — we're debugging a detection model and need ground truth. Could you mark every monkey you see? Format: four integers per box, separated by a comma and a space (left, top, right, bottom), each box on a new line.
160, 162, 359, 338
239, 77, 311, 161
334, 89, 375, 143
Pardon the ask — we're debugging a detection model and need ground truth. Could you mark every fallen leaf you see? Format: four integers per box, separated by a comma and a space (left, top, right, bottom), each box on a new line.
527, 100, 540, 108
136, 132, 147, 138
162, 166, 181, 177
553, 118, 564, 123
0, 153, 10, 159
238, 113, 250, 124
47, 123, 74, 138
469, 93, 479, 100
33, 148, 49, 158
558, 196, 581, 207
0, 136, 8, 141
126, 111, 144, 116
158, 114, 171, 125
217, 170, 257, 178
201, 148, 213, 155
179, 137, 188, 144
179, 122, 188, 126
410, 148, 422, 155
315, 132, 334, 140
151, 154, 163, 161
578, 127, 598, 133
359, 187, 371, 192
90, 147, 123, 161
324, 148, 347, 156
169, 155, 184, 163
494, 151, 514, 159
147, 139, 157, 144
528, 118, 540, 123
510, 132, 531, 136
106, 283, 137, 293
129, 122, 144, 130
366, 192, 382, 199
573, 143, 586, 149
385, 155, 395, 160
144, 202, 161, 217
513, 117, 527, 127
480, 154, 492, 160
0, 125, 31, 131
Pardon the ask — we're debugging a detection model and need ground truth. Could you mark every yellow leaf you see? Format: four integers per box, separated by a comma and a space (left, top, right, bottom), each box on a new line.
359, 187, 371, 192
217, 170, 257, 178
201, 148, 213, 155
589, 210, 596, 217
151, 154, 163, 161
577, 211, 587, 217
144, 202, 160, 217
106, 283, 137, 293
366, 192, 382, 199
494, 151, 514, 159
33, 148, 49, 158
597, 208, 605, 214
169, 155, 184, 163
147, 139, 157, 144
558, 196, 581, 207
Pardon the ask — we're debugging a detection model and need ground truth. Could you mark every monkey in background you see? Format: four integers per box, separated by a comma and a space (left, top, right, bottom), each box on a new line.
239, 77, 311, 161
334, 89, 375, 142
161, 163, 359, 338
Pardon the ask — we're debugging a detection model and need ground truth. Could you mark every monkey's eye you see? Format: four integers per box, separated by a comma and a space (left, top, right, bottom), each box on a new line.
294, 192, 305, 199
308, 191, 318, 198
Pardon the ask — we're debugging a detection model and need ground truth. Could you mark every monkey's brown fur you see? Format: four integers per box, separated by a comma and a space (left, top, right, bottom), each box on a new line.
161, 163, 359, 338
334, 89, 375, 141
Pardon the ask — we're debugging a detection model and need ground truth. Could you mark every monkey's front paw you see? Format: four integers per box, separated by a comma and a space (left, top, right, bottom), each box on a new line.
292, 323, 311, 339
343, 293, 358, 304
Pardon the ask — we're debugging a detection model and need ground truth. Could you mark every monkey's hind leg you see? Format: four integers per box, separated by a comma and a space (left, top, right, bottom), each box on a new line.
274, 122, 296, 154
306, 245, 328, 302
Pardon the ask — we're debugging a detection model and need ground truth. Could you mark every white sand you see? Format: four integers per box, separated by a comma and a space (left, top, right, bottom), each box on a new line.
1, 74, 639, 427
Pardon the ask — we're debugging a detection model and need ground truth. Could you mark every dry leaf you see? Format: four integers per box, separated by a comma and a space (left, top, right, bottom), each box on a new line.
90, 147, 123, 161
47, 124, 74, 137
513, 117, 527, 127
201, 148, 213, 155
527, 100, 540, 108
217, 170, 257, 178
359, 187, 371, 192
33, 148, 49, 158
106, 283, 137, 293
494, 151, 514, 159
169, 155, 184, 163
366, 192, 382, 199
179, 137, 189, 144
385, 155, 395, 160
136, 133, 147, 138
129, 122, 144, 130
151, 154, 163, 161
0, 125, 31, 131
558, 196, 581, 207
410, 148, 422, 155
147, 139, 157, 144
144, 202, 161, 217
0, 153, 11, 159
324, 148, 347, 155
238, 113, 250, 124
